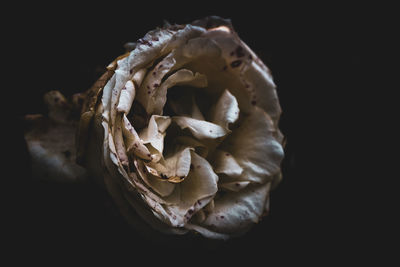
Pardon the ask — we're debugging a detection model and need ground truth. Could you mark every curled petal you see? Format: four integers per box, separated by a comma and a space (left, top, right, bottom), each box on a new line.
122, 114, 152, 161
145, 147, 192, 183
139, 115, 171, 155
211, 89, 239, 129
163, 151, 218, 225
173, 116, 229, 140
151, 69, 208, 115
223, 107, 284, 183
134, 159, 175, 197
116, 80, 136, 114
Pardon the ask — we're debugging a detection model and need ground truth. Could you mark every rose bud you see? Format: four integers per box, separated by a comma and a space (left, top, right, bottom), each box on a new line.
24, 16, 284, 240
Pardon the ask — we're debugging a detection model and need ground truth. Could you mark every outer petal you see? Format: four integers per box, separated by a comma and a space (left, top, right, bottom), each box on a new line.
195, 183, 271, 235
223, 107, 284, 183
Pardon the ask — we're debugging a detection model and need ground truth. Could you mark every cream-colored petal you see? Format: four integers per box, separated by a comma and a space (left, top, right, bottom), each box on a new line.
151, 69, 208, 115
212, 149, 243, 177
163, 151, 218, 225
121, 114, 152, 161
219, 181, 250, 192
145, 147, 192, 183
116, 80, 135, 114
211, 89, 239, 129
223, 107, 284, 183
173, 116, 229, 140
139, 115, 171, 154
134, 159, 175, 197
199, 183, 271, 235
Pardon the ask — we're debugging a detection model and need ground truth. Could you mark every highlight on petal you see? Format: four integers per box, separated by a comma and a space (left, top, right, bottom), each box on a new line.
134, 159, 175, 197
145, 147, 192, 183
116, 80, 136, 114
122, 114, 152, 161
211, 89, 239, 129
139, 115, 171, 154
173, 116, 229, 140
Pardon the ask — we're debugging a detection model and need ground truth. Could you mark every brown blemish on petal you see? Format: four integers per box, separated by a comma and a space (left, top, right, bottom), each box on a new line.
230, 60, 242, 68
153, 83, 159, 88
225, 153, 230, 156
251, 100, 257, 106
190, 164, 194, 170
153, 71, 156, 76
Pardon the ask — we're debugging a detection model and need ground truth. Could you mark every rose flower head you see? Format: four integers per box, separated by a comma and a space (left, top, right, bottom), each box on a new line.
24, 16, 285, 240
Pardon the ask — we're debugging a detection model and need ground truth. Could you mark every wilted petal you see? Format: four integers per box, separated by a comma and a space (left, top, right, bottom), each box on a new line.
151, 69, 208, 115
164, 151, 218, 225
139, 115, 171, 154
145, 147, 192, 183
174, 136, 208, 158
121, 114, 152, 161
211, 89, 239, 129
212, 149, 243, 177
173, 116, 229, 140
116, 80, 136, 114
134, 159, 175, 197
114, 114, 129, 167
199, 183, 271, 235
219, 181, 250, 192
223, 107, 284, 183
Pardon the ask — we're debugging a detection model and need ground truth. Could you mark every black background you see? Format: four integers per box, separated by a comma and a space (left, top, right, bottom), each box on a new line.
6, 2, 383, 265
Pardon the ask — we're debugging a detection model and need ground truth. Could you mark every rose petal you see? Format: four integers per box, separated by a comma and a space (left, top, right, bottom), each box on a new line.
174, 136, 208, 158
151, 69, 208, 115
198, 183, 271, 235
134, 159, 175, 197
145, 147, 192, 183
219, 181, 250, 192
116, 80, 136, 114
223, 107, 284, 183
173, 116, 229, 140
121, 114, 152, 161
212, 149, 243, 177
163, 151, 218, 225
139, 115, 171, 155
211, 89, 239, 129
